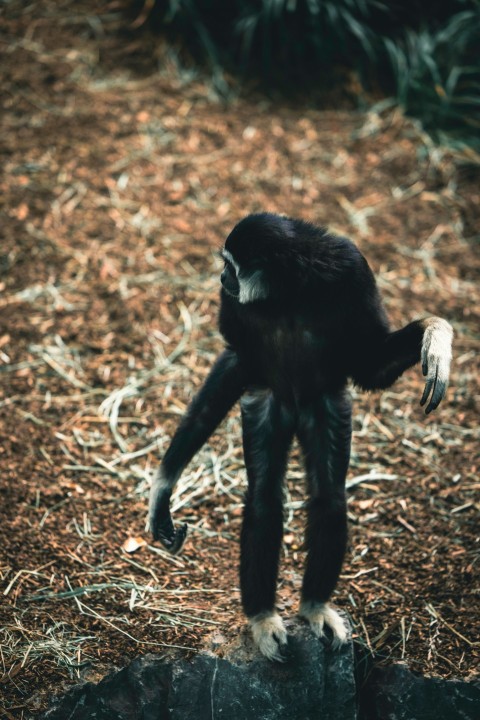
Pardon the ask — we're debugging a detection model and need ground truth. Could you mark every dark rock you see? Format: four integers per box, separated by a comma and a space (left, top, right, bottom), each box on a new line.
359, 663, 480, 720
41, 656, 172, 720
41, 618, 356, 720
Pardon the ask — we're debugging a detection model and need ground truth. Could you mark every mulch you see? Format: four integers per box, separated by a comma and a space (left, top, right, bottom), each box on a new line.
1, 1, 479, 716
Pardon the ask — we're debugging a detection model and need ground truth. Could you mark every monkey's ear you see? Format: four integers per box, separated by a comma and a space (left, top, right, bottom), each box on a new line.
238, 269, 269, 304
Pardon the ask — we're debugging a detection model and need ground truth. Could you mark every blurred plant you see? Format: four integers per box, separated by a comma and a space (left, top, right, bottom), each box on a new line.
132, 0, 480, 147
384, 10, 480, 147
233, 0, 381, 80
142, 0, 383, 88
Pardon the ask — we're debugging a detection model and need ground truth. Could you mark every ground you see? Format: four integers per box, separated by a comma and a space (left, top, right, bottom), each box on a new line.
1, 1, 479, 717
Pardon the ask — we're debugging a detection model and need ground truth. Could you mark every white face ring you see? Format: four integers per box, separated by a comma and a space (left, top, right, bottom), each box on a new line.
222, 249, 268, 304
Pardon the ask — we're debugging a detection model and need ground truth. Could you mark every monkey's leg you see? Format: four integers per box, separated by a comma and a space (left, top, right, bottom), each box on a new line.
297, 389, 352, 649
148, 349, 246, 553
352, 317, 453, 414
240, 391, 295, 662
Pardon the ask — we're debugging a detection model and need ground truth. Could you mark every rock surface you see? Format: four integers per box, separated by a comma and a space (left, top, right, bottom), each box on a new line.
359, 663, 480, 720
41, 622, 480, 720
41, 619, 356, 720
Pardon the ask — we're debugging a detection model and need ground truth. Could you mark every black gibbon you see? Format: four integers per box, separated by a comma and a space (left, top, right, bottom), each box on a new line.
148, 213, 453, 662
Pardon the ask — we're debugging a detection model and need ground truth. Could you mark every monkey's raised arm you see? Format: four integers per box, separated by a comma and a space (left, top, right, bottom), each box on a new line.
350, 316, 453, 414
148, 348, 247, 553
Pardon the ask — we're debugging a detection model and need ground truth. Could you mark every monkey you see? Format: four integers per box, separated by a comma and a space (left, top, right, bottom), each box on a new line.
147, 213, 453, 662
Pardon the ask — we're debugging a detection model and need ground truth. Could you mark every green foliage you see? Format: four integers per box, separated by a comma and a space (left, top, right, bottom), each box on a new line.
384, 10, 480, 147
233, 0, 380, 76
143, 0, 480, 147
153, 0, 381, 83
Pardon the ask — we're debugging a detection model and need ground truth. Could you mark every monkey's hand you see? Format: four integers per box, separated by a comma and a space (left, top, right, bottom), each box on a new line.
147, 471, 187, 555
420, 317, 453, 415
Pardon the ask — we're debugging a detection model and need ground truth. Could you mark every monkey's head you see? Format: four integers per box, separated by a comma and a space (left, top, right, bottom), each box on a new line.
221, 213, 362, 305
221, 213, 302, 304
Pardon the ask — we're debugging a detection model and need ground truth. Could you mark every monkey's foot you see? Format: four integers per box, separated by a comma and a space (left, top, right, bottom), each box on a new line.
420, 317, 453, 414
299, 601, 348, 650
249, 612, 289, 663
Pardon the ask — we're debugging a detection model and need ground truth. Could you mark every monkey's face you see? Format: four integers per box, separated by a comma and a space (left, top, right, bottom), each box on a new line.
221, 249, 269, 304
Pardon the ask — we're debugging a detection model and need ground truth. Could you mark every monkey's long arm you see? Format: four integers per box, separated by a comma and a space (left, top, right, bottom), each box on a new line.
350, 317, 453, 414
148, 348, 247, 552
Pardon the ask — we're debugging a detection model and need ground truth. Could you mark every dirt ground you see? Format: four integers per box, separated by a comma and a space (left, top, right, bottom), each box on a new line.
1, 1, 479, 717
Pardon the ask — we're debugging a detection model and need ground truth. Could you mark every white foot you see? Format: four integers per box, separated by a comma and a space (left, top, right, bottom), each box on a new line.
249, 612, 288, 662
299, 601, 348, 649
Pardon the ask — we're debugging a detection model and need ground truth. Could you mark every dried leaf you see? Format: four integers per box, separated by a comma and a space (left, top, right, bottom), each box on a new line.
122, 536, 147, 553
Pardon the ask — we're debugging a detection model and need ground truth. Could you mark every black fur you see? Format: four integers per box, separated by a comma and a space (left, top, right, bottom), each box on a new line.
148, 213, 452, 649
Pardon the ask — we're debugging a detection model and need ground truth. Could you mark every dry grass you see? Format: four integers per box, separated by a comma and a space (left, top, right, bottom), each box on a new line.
1, 1, 479, 716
